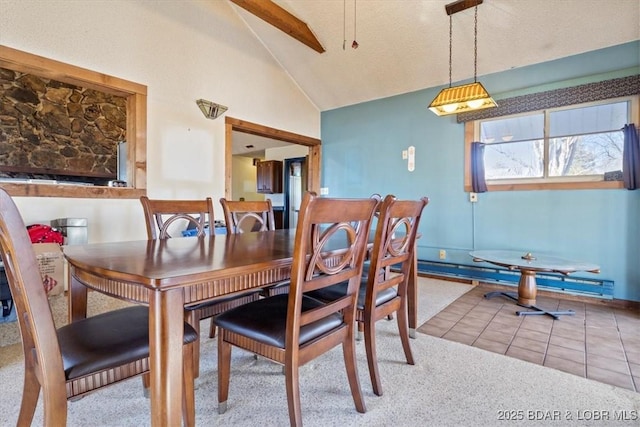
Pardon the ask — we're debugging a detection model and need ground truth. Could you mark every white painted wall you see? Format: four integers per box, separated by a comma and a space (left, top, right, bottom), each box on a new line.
231, 156, 264, 202
0, 0, 319, 242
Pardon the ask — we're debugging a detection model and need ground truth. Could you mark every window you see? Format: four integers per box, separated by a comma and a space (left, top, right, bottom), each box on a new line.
464, 96, 638, 191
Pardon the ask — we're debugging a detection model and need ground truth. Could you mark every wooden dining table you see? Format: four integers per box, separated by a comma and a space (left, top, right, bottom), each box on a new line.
63, 228, 419, 426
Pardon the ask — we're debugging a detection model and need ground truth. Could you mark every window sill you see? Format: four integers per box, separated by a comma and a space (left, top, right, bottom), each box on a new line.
0, 183, 146, 199
464, 180, 625, 192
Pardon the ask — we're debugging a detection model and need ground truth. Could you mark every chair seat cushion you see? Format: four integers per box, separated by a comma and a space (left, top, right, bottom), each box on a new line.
214, 294, 343, 348
57, 305, 198, 380
308, 278, 397, 310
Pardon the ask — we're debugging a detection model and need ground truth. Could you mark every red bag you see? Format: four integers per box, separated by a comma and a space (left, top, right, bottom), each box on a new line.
27, 224, 64, 245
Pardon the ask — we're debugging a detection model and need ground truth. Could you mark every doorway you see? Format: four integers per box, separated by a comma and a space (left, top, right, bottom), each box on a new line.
224, 117, 321, 201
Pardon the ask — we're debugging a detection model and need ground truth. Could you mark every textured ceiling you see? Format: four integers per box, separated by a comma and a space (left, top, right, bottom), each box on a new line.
232, 131, 293, 157
229, 0, 640, 112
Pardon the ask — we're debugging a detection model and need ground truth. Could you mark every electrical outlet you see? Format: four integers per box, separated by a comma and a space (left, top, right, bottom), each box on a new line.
439, 249, 446, 260
469, 192, 478, 203
320, 187, 329, 195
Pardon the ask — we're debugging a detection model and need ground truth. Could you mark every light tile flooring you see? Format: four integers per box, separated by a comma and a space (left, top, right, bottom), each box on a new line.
418, 283, 640, 392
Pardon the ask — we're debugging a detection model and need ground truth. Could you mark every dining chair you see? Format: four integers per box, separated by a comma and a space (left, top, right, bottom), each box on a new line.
308, 194, 429, 396
219, 197, 289, 299
0, 188, 198, 427
140, 196, 261, 376
214, 192, 378, 426
219, 198, 276, 234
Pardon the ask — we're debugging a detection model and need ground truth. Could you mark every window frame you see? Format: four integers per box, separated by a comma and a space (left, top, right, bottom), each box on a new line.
0, 45, 146, 199
464, 95, 639, 192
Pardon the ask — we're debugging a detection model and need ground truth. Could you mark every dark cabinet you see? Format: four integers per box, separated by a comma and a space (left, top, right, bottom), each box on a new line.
256, 160, 283, 194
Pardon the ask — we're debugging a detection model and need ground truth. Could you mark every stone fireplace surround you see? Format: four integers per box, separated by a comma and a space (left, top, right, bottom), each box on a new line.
0, 66, 125, 186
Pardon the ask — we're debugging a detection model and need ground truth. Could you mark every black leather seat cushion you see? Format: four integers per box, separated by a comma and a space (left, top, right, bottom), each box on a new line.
57, 305, 198, 380
214, 294, 343, 348
308, 278, 397, 310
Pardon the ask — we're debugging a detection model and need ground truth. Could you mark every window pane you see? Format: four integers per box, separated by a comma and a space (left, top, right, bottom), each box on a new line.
480, 114, 544, 143
484, 140, 544, 179
548, 131, 624, 176
550, 102, 628, 137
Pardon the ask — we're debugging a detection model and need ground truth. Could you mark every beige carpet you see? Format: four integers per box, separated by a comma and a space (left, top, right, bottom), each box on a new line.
1, 278, 639, 426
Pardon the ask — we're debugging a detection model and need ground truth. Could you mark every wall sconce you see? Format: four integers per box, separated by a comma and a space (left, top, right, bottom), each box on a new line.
196, 99, 228, 120
428, 0, 497, 116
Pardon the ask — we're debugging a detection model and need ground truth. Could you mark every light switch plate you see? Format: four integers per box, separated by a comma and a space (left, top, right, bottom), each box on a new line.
407, 146, 415, 172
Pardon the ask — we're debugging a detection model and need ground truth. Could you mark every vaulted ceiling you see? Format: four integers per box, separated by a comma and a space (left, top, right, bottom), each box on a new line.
229, 0, 639, 112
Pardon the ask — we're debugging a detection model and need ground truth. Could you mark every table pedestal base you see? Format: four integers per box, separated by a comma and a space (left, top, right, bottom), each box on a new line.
484, 291, 575, 320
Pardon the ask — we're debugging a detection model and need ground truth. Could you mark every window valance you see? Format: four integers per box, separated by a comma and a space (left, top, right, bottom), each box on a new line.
457, 74, 640, 123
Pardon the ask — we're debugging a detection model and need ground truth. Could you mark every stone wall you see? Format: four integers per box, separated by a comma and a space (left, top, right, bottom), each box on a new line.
0, 67, 126, 183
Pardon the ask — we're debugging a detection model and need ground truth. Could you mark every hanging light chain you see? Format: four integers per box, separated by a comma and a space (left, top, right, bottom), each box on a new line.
448, 14, 452, 88
343, 0, 346, 50
354, 0, 357, 39
473, 4, 478, 82
343, 0, 359, 49
352, 0, 359, 48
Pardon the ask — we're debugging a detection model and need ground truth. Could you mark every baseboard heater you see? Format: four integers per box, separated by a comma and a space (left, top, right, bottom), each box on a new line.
417, 260, 614, 300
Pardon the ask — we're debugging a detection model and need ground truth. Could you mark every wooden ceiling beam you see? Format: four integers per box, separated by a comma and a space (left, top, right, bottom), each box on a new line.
445, 0, 483, 16
229, 0, 325, 53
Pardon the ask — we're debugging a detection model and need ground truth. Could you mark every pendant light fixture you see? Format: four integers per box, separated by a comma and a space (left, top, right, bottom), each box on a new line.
428, 0, 497, 116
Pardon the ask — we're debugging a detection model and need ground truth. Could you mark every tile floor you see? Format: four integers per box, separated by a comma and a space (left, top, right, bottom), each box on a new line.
417, 283, 640, 392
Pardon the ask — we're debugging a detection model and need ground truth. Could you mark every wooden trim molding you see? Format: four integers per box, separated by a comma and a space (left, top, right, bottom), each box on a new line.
0, 45, 147, 198
224, 117, 321, 199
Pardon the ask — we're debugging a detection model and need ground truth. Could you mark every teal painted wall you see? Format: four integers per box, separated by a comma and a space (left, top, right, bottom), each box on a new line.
321, 42, 640, 301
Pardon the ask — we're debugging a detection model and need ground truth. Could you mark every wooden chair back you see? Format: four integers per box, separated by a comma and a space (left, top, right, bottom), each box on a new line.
140, 196, 215, 239
286, 192, 377, 361
219, 198, 275, 234
0, 190, 65, 402
366, 195, 428, 310
220, 198, 282, 296
361, 194, 429, 395
215, 192, 378, 425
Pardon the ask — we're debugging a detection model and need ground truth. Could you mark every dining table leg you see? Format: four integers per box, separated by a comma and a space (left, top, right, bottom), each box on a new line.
149, 288, 185, 427
517, 269, 537, 306
68, 271, 88, 322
